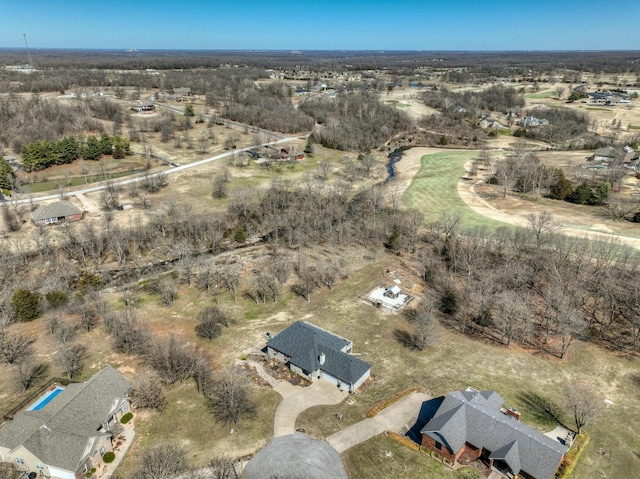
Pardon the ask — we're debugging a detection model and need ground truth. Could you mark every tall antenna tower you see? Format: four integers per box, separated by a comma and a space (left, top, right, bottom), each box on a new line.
23, 33, 34, 67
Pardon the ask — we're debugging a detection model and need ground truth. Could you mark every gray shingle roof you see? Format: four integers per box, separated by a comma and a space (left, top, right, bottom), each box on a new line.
0, 366, 131, 472
31, 200, 82, 221
420, 389, 567, 479
243, 433, 347, 479
267, 321, 370, 386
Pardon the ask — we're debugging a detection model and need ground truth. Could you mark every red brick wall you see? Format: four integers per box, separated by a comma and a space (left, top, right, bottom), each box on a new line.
421, 435, 482, 464
421, 434, 459, 462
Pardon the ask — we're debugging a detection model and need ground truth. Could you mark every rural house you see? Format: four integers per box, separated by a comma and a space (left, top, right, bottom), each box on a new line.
31, 200, 83, 226
0, 366, 131, 479
420, 388, 567, 479
267, 321, 371, 393
131, 100, 155, 112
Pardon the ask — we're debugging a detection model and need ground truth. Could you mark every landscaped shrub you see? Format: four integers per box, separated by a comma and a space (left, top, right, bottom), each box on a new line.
120, 412, 133, 424
102, 452, 115, 463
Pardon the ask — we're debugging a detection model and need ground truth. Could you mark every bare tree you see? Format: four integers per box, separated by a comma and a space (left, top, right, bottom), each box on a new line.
217, 264, 240, 303
15, 357, 49, 391
206, 367, 256, 426
54, 319, 77, 344
211, 174, 229, 199
526, 211, 559, 247
494, 158, 518, 199
131, 371, 167, 411
154, 275, 179, 306
147, 336, 202, 385
56, 342, 86, 379
404, 298, 438, 350
195, 306, 230, 340
0, 329, 35, 365
137, 444, 190, 479
563, 380, 603, 434
208, 455, 237, 479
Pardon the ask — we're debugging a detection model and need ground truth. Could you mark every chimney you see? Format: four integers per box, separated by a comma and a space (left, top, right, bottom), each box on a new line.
319, 352, 326, 365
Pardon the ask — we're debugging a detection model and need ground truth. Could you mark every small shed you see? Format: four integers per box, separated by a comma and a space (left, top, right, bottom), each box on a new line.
384, 285, 401, 299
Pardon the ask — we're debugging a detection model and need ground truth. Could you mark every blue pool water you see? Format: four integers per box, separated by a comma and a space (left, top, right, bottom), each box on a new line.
27, 386, 65, 411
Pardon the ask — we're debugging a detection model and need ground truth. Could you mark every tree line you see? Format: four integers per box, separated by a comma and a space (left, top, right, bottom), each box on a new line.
20, 133, 131, 172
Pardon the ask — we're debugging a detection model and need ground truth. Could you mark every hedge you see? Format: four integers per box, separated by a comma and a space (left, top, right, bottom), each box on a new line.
120, 412, 133, 424
366, 387, 423, 418
102, 452, 115, 463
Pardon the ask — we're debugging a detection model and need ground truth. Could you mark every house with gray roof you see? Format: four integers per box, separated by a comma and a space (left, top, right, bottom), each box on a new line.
420, 388, 567, 479
266, 321, 371, 393
243, 433, 347, 479
31, 200, 83, 226
0, 366, 131, 479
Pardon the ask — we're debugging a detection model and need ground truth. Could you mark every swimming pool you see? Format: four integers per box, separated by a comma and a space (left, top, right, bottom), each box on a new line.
27, 386, 65, 411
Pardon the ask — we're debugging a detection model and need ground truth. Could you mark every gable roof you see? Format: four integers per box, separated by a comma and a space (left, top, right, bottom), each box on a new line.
421, 389, 567, 479
31, 200, 82, 221
243, 433, 347, 479
267, 321, 370, 386
0, 366, 130, 472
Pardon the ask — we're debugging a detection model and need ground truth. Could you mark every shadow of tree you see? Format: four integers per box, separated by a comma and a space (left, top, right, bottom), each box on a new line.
630, 372, 640, 389
517, 391, 570, 430
393, 329, 418, 350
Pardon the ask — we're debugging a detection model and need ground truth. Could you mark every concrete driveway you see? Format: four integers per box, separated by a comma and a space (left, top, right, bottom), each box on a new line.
273, 380, 347, 437
326, 391, 430, 453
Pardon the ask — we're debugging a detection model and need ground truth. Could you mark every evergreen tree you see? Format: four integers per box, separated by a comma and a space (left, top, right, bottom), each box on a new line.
0, 157, 16, 190
12, 289, 40, 322
83, 135, 102, 161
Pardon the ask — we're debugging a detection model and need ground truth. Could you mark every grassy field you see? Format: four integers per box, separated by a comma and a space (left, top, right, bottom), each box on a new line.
402, 150, 507, 230
525, 90, 556, 99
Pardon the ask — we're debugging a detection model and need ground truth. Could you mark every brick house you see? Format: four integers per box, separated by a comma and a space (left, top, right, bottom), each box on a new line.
267, 321, 371, 393
0, 366, 131, 479
31, 200, 83, 226
420, 388, 567, 479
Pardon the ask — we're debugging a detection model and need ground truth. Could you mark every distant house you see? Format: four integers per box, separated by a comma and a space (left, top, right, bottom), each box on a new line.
520, 116, 549, 128
31, 200, 83, 226
0, 366, 131, 479
478, 117, 507, 130
173, 87, 191, 96
267, 321, 371, 393
420, 388, 568, 479
131, 100, 155, 112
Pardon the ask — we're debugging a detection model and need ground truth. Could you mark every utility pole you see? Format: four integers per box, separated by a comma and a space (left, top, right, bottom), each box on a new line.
23, 33, 34, 67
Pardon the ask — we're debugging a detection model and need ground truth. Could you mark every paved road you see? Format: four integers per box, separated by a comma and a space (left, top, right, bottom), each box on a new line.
326, 391, 430, 453
273, 380, 347, 437
3, 136, 302, 206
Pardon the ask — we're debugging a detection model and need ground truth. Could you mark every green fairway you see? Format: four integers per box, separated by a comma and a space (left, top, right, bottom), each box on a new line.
525, 91, 555, 99
402, 150, 508, 230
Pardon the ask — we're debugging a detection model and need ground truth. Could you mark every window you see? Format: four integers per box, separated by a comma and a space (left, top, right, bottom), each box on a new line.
36, 463, 45, 470
119, 402, 127, 413
100, 447, 105, 456
435, 441, 443, 451
15, 458, 24, 465
83, 464, 88, 473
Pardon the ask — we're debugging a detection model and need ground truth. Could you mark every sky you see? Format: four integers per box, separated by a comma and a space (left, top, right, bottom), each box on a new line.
1, 0, 639, 51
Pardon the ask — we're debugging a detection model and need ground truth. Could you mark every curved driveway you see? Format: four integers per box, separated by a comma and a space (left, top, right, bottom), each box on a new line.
273, 380, 347, 437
